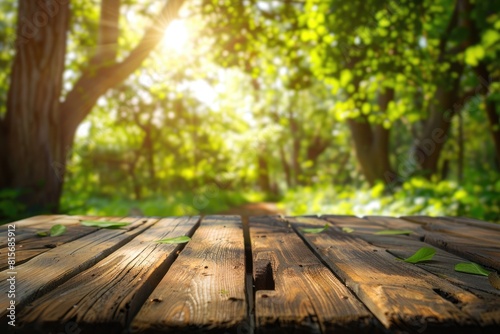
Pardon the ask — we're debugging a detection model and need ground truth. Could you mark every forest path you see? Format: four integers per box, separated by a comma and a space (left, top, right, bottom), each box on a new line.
217, 202, 284, 216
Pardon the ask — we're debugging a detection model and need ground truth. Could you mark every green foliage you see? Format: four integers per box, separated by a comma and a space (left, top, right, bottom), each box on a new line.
1, 0, 499, 223
454, 262, 491, 276
50, 224, 67, 237
301, 224, 329, 234
281, 177, 500, 222
403, 247, 436, 264
36, 224, 67, 237
80, 221, 131, 229
155, 236, 191, 244
0, 189, 26, 224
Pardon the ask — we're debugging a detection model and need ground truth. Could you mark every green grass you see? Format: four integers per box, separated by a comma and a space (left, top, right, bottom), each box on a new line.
59, 189, 255, 217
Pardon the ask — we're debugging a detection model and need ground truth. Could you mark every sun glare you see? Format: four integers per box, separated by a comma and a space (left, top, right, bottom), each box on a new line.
162, 19, 189, 52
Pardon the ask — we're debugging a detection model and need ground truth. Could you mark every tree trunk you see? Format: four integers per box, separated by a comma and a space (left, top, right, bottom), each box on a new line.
457, 112, 464, 181
2, 0, 70, 212
485, 100, 500, 168
1, 0, 185, 212
279, 145, 292, 188
474, 63, 500, 168
289, 112, 302, 186
413, 70, 462, 176
257, 153, 271, 193
348, 88, 395, 186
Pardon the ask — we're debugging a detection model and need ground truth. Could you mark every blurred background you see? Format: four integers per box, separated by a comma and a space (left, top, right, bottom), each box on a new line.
0, 0, 499, 223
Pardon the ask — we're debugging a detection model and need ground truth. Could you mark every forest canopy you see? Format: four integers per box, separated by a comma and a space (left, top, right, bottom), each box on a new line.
0, 0, 499, 223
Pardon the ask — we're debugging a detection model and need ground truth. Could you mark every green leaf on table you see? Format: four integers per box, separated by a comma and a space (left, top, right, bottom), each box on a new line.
342, 227, 354, 233
302, 224, 329, 234
50, 224, 67, 237
36, 231, 49, 237
454, 262, 491, 276
403, 247, 436, 263
375, 229, 412, 235
155, 236, 191, 244
80, 220, 131, 229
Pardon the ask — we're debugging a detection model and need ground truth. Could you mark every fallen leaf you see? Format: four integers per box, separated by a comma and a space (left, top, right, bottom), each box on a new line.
403, 247, 436, 264
155, 236, 191, 244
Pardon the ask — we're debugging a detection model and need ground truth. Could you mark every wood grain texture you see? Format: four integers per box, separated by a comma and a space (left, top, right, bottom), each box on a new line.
131, 215, 247, 333
2, 214, 499, 333
0, 224, 98, 271
400, 215, 500, 271
16, 216, 200, 334
250, 216, 374, 333
327, 215, 500, 327
0, 217, 157, 321
341, 216, 500, 297
439, 216, 500, 232
293, 216, 479, 332
0, 215, 99, 247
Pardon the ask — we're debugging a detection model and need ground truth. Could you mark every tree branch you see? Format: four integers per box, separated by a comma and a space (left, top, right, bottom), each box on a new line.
61, 0, 186, 143
94, 0, 120, 65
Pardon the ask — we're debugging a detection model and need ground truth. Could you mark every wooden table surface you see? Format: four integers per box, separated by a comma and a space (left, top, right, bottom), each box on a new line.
1, 215, 499, 333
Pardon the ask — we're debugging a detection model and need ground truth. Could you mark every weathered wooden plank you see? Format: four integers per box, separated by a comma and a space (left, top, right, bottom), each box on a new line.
249, 216, 374, 333
400, 216, 500, 271
1, 215, 62, 228
333, 216, 500, 296
331, 215, 500, 326
293, 216, 481, 332
0, 215, 94, 247
16, 216, 200, 334
131, 215, 248, 333
439, 216, 500, 232
0, 217, 158, 321
0, 224, 98, 271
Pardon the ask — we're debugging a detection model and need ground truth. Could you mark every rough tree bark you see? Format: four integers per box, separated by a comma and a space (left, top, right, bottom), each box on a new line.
0, 0, 185, 212
2, 0, 70, 211
257, 152, 271, 193
413, 76, 462, 176
412, 0, 481, 177
348, 88, 395, 186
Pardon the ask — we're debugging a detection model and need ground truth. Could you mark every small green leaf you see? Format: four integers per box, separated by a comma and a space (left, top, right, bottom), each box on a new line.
454, 262, 491, 276
342, 227, 354, 233
37, 231, 49, 237
50, 224, 67, 237
403, 247, 436, 263
302, 224, 329, 234
155, 236, 191, 244
375, 230, 412, 235
80, 221, 131, 229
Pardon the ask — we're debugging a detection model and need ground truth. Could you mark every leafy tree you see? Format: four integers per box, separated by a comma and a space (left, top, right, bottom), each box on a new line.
304, 0, 500, 184
0, 0, 185, 212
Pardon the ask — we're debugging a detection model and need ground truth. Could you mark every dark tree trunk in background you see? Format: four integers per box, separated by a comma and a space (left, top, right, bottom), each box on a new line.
474, 63, 500, 169
257, 153, 271, 193
457, 112, 464, 181
2, 0, 70, 212
0, 0, 185, 212
279, 145, 292, 188
288, 111, 302, 186
348, 88, 395, 186
414, 77, 462, 176
485, 101, 500, 168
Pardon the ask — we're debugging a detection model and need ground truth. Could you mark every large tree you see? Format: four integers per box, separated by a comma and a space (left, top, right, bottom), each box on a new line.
0, 0, 185, 212
305, 0, 500, 184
